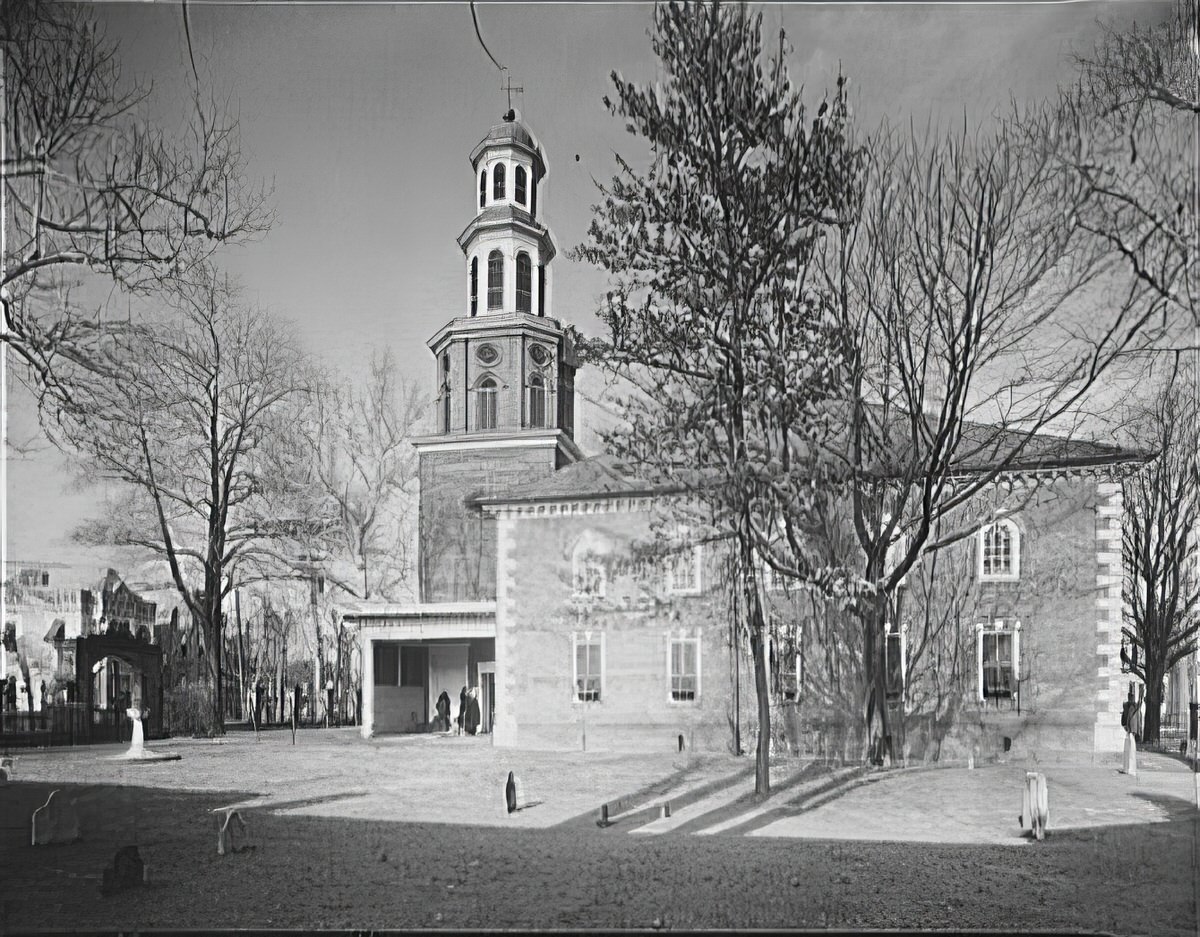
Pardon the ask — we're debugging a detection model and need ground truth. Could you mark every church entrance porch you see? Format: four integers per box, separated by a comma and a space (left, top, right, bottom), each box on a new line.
345, 602, 496, 739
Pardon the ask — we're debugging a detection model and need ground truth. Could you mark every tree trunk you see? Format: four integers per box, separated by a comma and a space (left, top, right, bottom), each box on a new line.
749, 626, 771, 795
1143, 676, 1163, 744
861, 592, 892, 765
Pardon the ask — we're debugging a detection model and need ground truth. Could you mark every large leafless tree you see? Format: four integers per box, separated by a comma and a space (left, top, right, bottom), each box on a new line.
52, 275, 308, 730
1123, 384, 1200, 744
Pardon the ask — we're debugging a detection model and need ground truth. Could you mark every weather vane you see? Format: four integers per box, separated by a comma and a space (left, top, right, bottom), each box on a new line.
502, 70, 524, 117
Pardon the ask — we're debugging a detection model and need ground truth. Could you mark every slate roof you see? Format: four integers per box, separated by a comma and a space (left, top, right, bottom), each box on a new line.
472, 418, 1147, 508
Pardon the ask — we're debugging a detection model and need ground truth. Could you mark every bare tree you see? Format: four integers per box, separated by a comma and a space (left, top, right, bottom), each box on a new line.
1123, 383, 1200, 744
764, 105, 1166, 761
50, 274, 308, 730
1, 0, 270, 396
1065, 0, 1196, 331
577, 1, 864, 794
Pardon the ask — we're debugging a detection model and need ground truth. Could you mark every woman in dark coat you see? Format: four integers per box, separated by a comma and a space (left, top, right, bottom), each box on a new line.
436, 690, 452, 732
465, 687, 482, 736
457, 686, 467, 735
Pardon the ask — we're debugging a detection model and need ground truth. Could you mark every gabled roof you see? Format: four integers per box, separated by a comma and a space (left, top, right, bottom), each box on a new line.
948, 419, 1148, 473
471, 409, 1149, 510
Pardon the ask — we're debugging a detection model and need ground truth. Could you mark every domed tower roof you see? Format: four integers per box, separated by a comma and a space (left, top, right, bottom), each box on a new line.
469, 108, 547, 178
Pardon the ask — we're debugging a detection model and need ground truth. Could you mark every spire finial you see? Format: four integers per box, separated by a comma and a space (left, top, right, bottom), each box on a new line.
502, 69, 524, 118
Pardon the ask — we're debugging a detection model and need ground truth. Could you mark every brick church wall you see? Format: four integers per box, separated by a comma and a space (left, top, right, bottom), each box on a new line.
898, 473, 1126, 762
492, 500, 739, 753
418, 446, 560, 603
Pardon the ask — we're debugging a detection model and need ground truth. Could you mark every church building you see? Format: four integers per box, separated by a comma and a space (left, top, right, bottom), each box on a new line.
344, 110, 1147, 762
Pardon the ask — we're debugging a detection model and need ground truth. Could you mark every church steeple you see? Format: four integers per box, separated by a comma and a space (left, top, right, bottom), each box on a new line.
413, 112, 582, 603
425, 110, 576, 442
458, 108, 554, 318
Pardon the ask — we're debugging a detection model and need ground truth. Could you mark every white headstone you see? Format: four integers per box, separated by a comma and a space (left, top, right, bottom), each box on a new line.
127, 708, 145, 757
1122, 732, 1137, 777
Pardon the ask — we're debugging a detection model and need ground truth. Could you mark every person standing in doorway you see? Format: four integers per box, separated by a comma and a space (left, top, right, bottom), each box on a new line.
465, 686, 481, 736
457, 686, 467, 735
436, 690, 451, 732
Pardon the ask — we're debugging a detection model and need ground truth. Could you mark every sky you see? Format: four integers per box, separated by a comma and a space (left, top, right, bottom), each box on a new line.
4, 0, 1171, 570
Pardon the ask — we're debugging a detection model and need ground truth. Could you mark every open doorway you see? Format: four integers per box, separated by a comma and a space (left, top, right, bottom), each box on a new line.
477, 661, 496, 734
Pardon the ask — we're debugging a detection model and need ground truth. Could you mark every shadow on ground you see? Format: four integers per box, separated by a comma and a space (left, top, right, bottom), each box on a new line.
1, 778, 1195, 933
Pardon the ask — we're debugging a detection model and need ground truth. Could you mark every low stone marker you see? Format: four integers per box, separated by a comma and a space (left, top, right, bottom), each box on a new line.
1122, 732, 1138, 777
0, 756, 14, 784
505, 771, 542, 814
658, 803, 672, 819
1020, 771, 1049, 840
31, 790, 81, 845
214, 807, 251, 855
100, 845, 146, 896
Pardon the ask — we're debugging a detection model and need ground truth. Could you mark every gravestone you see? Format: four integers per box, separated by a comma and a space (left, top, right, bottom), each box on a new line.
505, 771, 542, 813
100, 845, 146, 896
1020, 771, 1049, 840
127, 707, 145, 757
1122, 732, 1138, 777
31, 790, 81, 845
215, 808, 252, 855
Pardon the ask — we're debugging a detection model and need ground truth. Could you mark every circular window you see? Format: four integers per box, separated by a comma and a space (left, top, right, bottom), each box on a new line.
476, 343, 500, 366
528, 344, 550, 366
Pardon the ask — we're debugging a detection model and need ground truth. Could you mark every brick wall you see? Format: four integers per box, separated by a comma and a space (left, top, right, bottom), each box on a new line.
492, 502, 739, 754
418, 446, 560, 603
898, 473, 1121, 761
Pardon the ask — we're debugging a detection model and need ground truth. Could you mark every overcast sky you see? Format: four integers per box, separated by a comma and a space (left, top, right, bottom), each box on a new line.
5, 0, 1170, 568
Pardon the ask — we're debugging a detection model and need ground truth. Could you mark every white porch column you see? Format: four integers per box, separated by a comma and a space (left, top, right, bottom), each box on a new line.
360, 630, 375, 739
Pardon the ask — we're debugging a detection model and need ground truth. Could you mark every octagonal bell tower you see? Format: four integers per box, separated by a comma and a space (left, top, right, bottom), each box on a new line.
413, 109, 582, 604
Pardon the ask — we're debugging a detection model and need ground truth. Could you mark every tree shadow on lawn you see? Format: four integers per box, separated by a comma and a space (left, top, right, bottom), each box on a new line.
2, 780, 1198, 934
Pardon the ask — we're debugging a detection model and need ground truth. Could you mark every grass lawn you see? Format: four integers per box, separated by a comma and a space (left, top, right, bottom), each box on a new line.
0, 730, 1195, 933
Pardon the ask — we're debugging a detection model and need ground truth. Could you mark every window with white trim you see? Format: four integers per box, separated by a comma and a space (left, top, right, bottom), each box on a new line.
977, 620, 1020, 701
516, 252, 532, 313
515, 165, 527, 205
979, 518, 1020, 581
668, 631, 701, 702
487, 249, 504, 310
469, 257, 478, 316
528, 373, 547, 428
493, 162, 506, 201
573, 632, 603, 702
475, 377, 498, 431
666, 544, 703, 595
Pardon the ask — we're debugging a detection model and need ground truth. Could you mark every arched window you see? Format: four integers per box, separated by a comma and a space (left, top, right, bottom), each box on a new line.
441, 354, 452, 433
469, 257, 478, 316
487, 250, 504, 310
493, 163, 506, 201
479, 170, 486, 208
528, 373, 546, 428
530, 169, 537, 218
516, 252, 532, 313
515, 165, 527, 205
475, 377, 497, 431
979, 518, 1020, 581
537, 265, 546, 316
